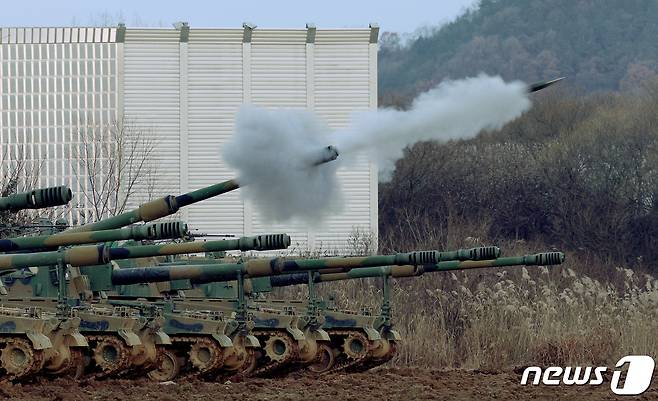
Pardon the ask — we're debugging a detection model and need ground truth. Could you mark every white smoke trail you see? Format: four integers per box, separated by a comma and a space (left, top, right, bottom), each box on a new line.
333, 74, 531, 178
223, 75, 531, 223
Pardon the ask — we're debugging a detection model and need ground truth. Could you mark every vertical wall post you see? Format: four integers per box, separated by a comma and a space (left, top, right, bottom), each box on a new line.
178, 22, 190, 221
306, 23, 317, 251
368, 23, 380, 254
242, 23, 254, 236
115, 24, 126, 225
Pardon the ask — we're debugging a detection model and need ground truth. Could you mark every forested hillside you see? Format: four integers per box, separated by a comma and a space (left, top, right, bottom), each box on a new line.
379, 0, 658, 104
377, 0, 658, 270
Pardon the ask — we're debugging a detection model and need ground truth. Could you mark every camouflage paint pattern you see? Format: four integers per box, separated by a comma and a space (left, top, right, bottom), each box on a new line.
0, 234, 291, 270
0, 221, 188, 252
0, 186, 72, 212
60, 179, 239, 233
268, 252, 566, 286
111, 246, 501, 286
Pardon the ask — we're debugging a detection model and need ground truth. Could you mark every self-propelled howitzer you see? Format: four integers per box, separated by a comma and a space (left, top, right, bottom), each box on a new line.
0, 185, 72, 212
170, 250, 564, 375
252, 251, 566, 374
107, 246, 501, 378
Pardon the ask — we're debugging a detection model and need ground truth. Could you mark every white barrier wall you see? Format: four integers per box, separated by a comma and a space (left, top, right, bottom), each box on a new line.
0, 25, 378, 253
0, 27, 119, 223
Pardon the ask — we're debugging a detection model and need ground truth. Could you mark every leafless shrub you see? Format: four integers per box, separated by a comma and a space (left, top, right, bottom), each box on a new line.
73, 117, 158, 222
380, 85, 658, 266
346, 227, 376, 256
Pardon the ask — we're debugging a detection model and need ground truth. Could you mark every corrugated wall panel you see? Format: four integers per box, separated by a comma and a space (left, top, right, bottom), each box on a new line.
251, 30, 307, 44
189, 29, 243, 43
313, 31, 373, 251
0, 38, 119, 224
187, 31, 244, 234
250, 44, 306, 107
249, 33, 310, 250
3, 26, 376, 253
123, 29, 180, 205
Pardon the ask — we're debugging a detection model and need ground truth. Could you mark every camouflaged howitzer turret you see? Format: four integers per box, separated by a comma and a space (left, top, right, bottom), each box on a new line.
0, 223, 290, 377
0, 185, 86, 381
261, 251, 566, 374
107, 246, 515, 379
99, 234, 292, 381
94, 235, 315, 381
0, 221, 188, 378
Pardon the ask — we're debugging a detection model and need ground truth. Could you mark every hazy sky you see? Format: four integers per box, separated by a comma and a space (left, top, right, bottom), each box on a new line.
0, 0, 478, 34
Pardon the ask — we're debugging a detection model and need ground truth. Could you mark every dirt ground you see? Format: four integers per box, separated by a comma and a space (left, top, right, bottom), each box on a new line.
1, 368, 657, 401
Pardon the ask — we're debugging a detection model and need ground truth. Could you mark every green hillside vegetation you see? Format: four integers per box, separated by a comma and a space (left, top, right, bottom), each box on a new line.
377, 1, 658, 270
379, 85, 658, 269
379, 0, 658, 105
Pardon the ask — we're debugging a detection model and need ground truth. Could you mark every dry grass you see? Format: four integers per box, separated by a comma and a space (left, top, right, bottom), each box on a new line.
275, 228, 658, 370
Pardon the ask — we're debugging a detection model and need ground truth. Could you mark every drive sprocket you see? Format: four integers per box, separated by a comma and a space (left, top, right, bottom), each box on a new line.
91, 335, 130, 376
342, 332, 370, 360
0, 338, 44, 380
188, 338, 225, 375
263, 334, 295, 363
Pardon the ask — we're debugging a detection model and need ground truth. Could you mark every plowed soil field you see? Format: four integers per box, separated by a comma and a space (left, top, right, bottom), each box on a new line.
2, 368, 657, 400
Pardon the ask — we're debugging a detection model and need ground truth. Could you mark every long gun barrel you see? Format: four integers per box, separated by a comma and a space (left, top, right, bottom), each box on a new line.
111, 246, 501, 285
0, 233, 290, 270
269, 252, 565, 287
0, 185, 72, 212
62, 145, 340, 234
0, 221, 188, 252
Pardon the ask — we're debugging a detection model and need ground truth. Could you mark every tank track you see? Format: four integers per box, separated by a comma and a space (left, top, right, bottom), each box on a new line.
0, 337, 45, 381
250, 330, 300, 377
344, 340, 397, 373
320, 330, 371, 375
178, 335, 226, 378
318, 331, 398, 374
215, 347, 257, 382
86, 334, 132, 378
119, 344, 166, 378
67, 348, 86, 378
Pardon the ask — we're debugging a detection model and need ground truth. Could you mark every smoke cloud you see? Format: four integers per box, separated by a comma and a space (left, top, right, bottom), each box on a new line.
223, 106, 341, 224
224, 75, 531, 223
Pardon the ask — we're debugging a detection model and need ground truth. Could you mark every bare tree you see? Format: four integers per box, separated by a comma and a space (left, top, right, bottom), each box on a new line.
73, 117, 158, 222
0, 147, 52, 236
